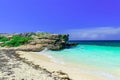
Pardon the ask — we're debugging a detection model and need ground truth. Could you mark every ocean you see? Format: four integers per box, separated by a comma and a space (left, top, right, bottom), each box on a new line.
40, 40, 120, 80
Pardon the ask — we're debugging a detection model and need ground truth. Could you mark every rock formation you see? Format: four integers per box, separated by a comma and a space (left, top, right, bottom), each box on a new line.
0, 32, 69, 51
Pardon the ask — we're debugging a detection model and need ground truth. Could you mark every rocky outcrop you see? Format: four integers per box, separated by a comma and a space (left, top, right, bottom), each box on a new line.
29, 33, 69, 51
66, 42, 78, 48
0, 32, 69, 51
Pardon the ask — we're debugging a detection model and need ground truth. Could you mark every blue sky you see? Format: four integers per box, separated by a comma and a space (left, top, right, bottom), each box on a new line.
0, 0, 120, 40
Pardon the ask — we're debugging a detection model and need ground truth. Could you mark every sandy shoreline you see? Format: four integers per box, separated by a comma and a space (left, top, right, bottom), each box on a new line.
0, 50, 57, 80
1, 50, 119, 80
16, 51, 108, 80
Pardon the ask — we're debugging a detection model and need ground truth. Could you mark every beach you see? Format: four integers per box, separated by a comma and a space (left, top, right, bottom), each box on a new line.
15, 51, 108, 80
1, 0, 120, 79
0, 50, 57, 80
1, 41, 120, 80
1, 47, 120, 80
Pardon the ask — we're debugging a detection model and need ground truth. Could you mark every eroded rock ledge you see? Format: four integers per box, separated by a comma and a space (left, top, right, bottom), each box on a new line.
0, 32, 69, 51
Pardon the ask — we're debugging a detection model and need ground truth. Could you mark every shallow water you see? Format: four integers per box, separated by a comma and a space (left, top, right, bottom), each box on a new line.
39, 41, 120, 79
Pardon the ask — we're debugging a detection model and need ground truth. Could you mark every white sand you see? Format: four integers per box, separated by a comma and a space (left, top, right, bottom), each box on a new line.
0, 51, 54, 80
16, 51, 109, 80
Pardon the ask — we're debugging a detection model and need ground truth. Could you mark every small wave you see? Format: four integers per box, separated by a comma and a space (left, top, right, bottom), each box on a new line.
46, 54, 65, 64
40, 47, 49, 53
38, 48, 65, 64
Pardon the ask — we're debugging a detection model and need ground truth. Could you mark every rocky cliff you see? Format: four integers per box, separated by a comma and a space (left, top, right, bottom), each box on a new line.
0, 32, 69, 51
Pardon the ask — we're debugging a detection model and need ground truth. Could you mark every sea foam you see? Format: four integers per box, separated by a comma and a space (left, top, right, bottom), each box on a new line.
38, 48, 65, 64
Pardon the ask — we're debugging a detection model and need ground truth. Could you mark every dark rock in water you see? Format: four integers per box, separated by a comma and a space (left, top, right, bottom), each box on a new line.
66, 42, 78, 48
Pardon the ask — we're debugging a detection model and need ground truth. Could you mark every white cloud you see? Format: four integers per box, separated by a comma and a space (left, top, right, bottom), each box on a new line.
65, 27, 120, 40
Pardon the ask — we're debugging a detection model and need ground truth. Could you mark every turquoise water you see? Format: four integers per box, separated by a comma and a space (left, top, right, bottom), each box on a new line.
40, 41, 120, 79
45, 44, 120, 78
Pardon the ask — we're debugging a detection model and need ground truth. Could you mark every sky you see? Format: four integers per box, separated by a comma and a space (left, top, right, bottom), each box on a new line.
0, 0, 120, 40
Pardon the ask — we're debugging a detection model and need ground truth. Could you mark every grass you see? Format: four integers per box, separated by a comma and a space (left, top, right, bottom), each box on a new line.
0, 36, 9, 42
0, 35, 32, 47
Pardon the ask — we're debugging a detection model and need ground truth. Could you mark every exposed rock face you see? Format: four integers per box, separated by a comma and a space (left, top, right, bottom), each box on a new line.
0, 32, 69, 51
66, 42, 78, 48
28, 33, 69, 51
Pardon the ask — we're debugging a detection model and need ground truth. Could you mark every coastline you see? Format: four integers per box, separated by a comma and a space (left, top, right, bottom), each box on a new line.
16, 51, 107, 80
1, 47, 120, 80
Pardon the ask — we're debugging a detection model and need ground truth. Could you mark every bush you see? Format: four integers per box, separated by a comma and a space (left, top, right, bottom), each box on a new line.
0, 36, 9, 42
3, 35, 32, 47
60, 34, 68, 41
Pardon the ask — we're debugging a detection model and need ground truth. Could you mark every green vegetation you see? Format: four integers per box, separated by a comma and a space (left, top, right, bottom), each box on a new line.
0, 36, 9, 42
0, 35, 32, 47
60, 34, 68, 41
60, 35, 66, 39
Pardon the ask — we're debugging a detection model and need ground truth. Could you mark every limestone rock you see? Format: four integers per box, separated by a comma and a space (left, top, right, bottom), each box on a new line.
0, 32, 69, 51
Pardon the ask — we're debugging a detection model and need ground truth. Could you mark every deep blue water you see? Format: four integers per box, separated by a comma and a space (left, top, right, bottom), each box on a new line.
69, 40, 120, 47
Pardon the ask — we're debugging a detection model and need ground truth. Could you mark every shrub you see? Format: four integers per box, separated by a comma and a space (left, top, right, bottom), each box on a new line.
0, 36, 9, 42
3, 35, 32, 47
60, 34, 68, 41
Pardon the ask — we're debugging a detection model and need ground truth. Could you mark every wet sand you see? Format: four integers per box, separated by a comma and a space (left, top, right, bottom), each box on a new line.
1, 50, 118, 80
16, 51, 107, 80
